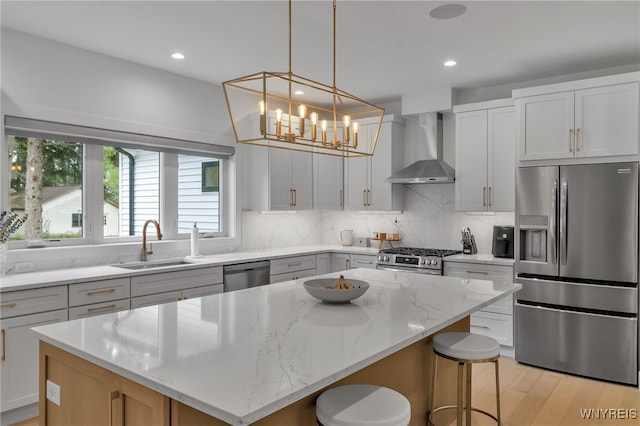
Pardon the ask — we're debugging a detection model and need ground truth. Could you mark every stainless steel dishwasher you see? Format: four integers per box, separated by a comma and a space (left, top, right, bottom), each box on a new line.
223, 260, 270, 292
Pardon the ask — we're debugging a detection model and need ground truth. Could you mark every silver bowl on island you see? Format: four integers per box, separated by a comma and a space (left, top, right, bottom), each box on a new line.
303, 276, 369, 304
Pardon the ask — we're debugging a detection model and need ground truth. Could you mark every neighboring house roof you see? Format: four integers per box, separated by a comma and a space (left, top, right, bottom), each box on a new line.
11, 185, 81, 210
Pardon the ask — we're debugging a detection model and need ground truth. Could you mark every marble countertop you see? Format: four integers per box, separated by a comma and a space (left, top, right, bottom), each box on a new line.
32, 268, 520, 425
0, 244, 380, 292
445, 253, 515, 267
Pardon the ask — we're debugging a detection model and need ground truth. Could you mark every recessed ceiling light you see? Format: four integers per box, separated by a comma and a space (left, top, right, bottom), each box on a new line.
444, 60, 457, 67
429, 4, 467, 20
294, 90, 304, 95
171, 52, 185, 60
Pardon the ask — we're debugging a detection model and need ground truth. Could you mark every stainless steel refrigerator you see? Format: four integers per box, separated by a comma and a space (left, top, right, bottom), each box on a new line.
515, 162, 638, 385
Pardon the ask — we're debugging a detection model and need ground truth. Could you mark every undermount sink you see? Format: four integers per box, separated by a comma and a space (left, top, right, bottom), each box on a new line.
112, 259, 192, 270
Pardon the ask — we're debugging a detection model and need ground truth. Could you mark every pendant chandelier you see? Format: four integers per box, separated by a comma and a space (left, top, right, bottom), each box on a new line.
222, 0, 384, 157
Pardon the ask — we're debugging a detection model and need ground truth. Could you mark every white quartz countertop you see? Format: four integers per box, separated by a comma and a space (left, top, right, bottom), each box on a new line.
445, 253, 515, 267
0, 244, 379, 292
32, 268, 520, 425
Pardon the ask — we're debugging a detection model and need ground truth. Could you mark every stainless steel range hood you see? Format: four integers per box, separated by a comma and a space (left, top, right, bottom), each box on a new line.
386, 112, 455, 184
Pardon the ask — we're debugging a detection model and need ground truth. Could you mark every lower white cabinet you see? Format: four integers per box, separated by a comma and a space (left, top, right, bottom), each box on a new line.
131, 284, 223, 309
350, 254, 377, 270
0, 309, 68, 412
330, 253, 350, 272
443, 260, 514, 349
131, 266, 223, 297
316, 253, 331, 275
69, 298, 131, 320
270, 255, 317, 283
68, 277, 131, 320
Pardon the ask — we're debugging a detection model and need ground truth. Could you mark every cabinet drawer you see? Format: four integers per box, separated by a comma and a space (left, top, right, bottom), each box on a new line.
182, 284, 224, 299
270, 255, 316, 275
443, 262, 513, 282
69, 278, 130, 307
470, 311, 513, 347
131, 291, 183, 309
482, 295, 513, 315
0, 286, 68, 319
270, 268, 316, 284
350, 254, 377, 269
68, 299, 130, 320
131, 266, 223, 297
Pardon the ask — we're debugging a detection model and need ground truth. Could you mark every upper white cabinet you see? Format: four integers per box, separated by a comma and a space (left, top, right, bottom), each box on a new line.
344, 115, 405, 211
314, 154, 343, 210
268, 148, 313, 210
514, 73, 639, 161
454, 100, 515, 212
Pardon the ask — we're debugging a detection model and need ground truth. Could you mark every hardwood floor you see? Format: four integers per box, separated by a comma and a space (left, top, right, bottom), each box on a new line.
443, 356, 640, 426
11, 357, 640, 426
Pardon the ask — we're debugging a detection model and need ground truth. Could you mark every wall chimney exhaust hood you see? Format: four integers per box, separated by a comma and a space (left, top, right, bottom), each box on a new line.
386, 112, 455, 184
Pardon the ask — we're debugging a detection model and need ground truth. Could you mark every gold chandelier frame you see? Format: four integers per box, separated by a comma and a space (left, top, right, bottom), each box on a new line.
222, 0, 384, 157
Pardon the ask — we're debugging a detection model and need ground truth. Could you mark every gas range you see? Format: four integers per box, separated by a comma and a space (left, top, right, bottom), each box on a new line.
376, 247, 462, 275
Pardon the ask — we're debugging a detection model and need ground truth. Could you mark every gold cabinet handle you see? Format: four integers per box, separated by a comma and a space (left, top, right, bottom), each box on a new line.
87, 288, 116, 297
367, 189, 371, 206
289, 189, 293, 207
482, 187, 487, 207
1, 329, 5, 361
488, 186, 492, 207
0, 302, 16, 309
87, 304, 117, 313
293, 189, 297, 206
109, 391, 123, 426
569, 129, 573, 152
471, 323, 490, 330
363, 189, 367, 207
287, 262, 302, 267
576, 128, 581, 151
339, 190, 343, 208
466, 270, 489, 275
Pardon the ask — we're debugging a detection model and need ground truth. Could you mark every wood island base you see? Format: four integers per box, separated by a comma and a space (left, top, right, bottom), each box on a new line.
40, 317, 469, 426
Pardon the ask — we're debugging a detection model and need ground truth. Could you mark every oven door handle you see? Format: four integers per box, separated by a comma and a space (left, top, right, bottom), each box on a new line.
376, 265, 440, 275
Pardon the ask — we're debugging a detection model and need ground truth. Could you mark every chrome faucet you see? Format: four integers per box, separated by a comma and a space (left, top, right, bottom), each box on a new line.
141, 219, 162, 261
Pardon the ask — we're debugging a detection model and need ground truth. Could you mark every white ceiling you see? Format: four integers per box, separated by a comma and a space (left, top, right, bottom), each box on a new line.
2, 1, 639, 103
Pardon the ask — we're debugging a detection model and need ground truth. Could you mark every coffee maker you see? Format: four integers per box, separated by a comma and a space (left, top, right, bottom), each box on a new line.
492, 225, 514, 258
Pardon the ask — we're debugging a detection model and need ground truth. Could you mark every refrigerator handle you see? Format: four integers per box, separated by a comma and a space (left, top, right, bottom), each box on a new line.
550, 179, 557, 264
560, 179, 568, 265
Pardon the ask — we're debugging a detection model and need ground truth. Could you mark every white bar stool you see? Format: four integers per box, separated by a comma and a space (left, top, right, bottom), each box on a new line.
316, 384, 411, 426
428, 332, 501, 426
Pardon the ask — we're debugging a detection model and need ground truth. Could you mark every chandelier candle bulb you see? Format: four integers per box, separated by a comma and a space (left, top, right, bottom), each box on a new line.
343, 115, 351, 142
310, 112, 318, 140
275, 108, 283, 137
321, 119, 328, 144
353, 121, 359, 148
298, 104, 306, 136
259, 101, 267, 134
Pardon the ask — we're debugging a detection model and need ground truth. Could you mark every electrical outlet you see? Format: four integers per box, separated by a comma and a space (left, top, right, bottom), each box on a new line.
46, 380, 61, 406
14, 261, 34, 273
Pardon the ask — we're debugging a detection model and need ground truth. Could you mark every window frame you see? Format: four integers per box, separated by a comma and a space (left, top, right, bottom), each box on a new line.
4, 117, 233, 248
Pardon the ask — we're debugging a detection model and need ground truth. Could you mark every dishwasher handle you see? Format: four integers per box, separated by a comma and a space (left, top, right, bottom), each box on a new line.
224, 260, 270, 273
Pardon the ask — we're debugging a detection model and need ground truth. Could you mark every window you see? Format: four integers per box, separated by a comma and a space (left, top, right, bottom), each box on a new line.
5, 117, 234, 246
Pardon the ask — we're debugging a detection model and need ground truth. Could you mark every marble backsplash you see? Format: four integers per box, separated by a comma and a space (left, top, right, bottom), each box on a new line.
241, 184, 513, 254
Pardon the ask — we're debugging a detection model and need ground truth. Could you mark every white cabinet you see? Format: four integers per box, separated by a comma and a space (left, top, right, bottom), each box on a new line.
68, 277, 131, 320
270, 255, 317, 283
316, 253, 331, 275
454, 100, 515, 212
314, 154, 343, 209
130, 284, 223, 309
330, 253, 350, 272
345, 115, 405, 211
514, 75, 639, 161
269, 148, 313, 210
130, 266, 224, 308
0, 286, 68, 412
350, 254, 377, 270
330, 253, 377, 272
443, 261, 514, 349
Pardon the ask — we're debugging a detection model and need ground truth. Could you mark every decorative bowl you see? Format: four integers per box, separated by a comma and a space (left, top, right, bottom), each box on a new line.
303, 278, 369, 304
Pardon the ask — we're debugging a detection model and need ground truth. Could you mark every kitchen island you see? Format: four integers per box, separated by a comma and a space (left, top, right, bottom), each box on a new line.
33, 268, 520, 425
